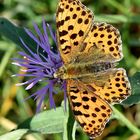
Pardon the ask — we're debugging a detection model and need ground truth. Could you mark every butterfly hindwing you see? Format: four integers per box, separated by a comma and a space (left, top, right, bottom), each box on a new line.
81, 22, 123, 62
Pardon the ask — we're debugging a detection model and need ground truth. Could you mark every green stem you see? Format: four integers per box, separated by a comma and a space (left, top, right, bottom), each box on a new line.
112, 106, 140, 137
63, 102, 75, 140
67, 103, 75, 140
72, 121, 77, 140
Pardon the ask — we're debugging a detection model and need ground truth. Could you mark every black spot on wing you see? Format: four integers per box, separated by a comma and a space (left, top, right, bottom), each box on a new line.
73, 110, 82, 115
72, 102, 82, 107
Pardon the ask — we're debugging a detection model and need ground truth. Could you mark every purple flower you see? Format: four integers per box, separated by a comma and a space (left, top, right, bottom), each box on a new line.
12, 19, 66, 113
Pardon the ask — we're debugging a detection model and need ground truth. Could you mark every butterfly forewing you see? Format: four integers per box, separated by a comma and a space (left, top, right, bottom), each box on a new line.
67, 79, 112, 138
56, 0, 94, 63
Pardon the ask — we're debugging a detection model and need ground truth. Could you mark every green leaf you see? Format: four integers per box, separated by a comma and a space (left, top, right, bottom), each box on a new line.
0, 17, 39, 55
18, 107, 65, 134
122, 72, 140, 105
0, 129, 28, 140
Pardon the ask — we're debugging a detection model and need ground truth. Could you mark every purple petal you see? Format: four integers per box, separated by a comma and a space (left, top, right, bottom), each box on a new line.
13, 21, 65, 112
25, 78, 41, 90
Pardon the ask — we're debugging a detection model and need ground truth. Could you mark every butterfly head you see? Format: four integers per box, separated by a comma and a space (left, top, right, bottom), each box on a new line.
53, 66, 68, 79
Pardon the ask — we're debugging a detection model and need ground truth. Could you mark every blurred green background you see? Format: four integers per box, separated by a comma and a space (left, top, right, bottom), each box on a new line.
0, 0, 140, 140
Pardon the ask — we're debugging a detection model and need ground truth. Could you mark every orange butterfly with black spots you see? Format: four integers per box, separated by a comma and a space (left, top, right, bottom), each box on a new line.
54, 0, 131, 138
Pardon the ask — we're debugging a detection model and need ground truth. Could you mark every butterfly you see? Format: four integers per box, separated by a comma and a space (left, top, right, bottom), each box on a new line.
54, 0, 131, 138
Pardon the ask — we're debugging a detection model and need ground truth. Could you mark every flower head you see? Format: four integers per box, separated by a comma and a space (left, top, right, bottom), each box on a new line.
12, 19, 66, 112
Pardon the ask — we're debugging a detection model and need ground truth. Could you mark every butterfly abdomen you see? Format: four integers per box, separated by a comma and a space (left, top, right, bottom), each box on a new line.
86, 62, 116, 73
66, 62, 115, 78
54, 62, 116, 79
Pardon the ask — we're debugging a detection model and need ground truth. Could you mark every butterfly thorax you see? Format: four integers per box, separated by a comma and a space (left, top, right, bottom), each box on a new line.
54, 62, 116, 79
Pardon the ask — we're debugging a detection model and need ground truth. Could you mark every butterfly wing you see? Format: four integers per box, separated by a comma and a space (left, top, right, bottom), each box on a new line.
56, 0, 93, 64
79, 68, 131, 104
77, 22, 123, 63
67, 79, 112, 138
